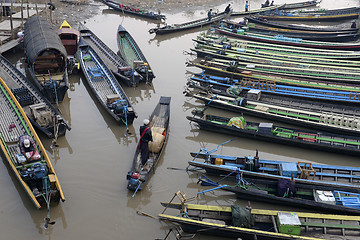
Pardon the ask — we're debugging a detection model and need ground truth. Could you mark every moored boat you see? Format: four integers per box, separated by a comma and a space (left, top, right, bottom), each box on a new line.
117, 25, 155, 84
282, 0, 320, 10
149, 12, 228, 35
127, 96, 171, 193
56, 20, 79, 56
198, 175, 360, 215
0, 54, 70, 139
102, 0, 166, 20
78, 23, 142, 87
0, 76, 65, 209
77, 38, 137, 126
188, 149, 360, 192
23, 16, 69, 104
215, 27, 360, 50
159, 201, 360, 239
257, 12, 359, 21
187, 111, 360, 156
246, 16, 359, 33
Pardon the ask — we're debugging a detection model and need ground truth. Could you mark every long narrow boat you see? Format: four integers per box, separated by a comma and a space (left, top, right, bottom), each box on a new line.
186, 90, 360, 136
149, 12, 228, 35
196, 34, 360, 60
159, 202, 360, 239
257, 12, 359, 21
23, 16, 69, 104
192, 42, 360, 69
117, 25, 155, 84
278, 6, 360, 16
187, 111, 360, 156
188, 150, 360, 192
77, 38, 137, 126
215, 27, 360, 50
127, 96, 171, 193
102, 0, 166, 20
246, 16, 359, 32
188, 73, 360, 103
0, 76, 65, 208
221, 21, 360, 42
199, 58, 360, 84
231, 4, 285, 16
198, 176, 360, 215
0, 55, 70, 138
282, 0, 320, 10
187, 61, 360, 92
56, 20, 79, 56
148, 5, 286, 35
78, 23, 142, 87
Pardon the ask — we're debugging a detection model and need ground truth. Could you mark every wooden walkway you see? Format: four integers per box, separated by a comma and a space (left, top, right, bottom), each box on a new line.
0, 5, 46, 53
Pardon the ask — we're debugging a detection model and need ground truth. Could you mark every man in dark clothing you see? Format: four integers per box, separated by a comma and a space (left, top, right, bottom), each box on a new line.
139, 119, 153, 166
351, 21, 357, 29
207, 9, 212, 21
225, 4, 231, 14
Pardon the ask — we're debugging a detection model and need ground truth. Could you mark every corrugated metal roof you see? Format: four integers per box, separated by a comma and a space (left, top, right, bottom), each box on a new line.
24, 16, 67, 64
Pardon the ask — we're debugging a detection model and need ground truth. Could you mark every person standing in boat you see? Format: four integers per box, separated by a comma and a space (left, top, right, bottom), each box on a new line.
245, 1, 249, 12
270, 0, 274, 6
351, 21, 357, 29
18, 135, 36, 163
139, 119, 153, 167
225, 4, 232, 20
207, 9, 213, 21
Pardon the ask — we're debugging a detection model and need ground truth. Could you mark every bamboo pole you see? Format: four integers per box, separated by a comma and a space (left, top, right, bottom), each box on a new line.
10, 0, 13, 39
21, 0, 24, 27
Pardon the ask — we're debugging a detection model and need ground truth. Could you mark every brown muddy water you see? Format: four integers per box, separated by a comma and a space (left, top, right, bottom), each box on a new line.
0, 0, 360, 239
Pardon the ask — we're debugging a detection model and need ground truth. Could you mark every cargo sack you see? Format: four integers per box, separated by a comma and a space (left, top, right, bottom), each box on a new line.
149, 127, 166, 153
231, 205, 254, 228
227, 117, 246, 129
227, 85, 242, 96
277, 179, 296, 197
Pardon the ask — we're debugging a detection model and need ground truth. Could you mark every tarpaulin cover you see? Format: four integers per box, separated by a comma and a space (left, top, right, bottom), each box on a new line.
23, 16, 67, 64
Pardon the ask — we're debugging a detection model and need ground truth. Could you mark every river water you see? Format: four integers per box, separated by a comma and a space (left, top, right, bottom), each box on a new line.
0, 0, 359, 239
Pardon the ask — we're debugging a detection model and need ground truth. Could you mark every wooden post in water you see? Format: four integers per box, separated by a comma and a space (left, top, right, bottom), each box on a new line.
27, 0, 29, 19
10, 0, 14, 39
35, 3, 38, 15
0, 1, 3, 20
21, 0, 24, 27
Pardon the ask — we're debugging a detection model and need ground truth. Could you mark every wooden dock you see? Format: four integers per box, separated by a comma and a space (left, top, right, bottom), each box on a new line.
0, 3, 46, 53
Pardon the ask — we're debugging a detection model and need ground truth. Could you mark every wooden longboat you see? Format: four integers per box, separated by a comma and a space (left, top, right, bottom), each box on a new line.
198, 176, 360, 215
199, 58, 360, 84
277, 6, 360, 16
0, 76, 65, 209
257, 12, 359, 21
127, 96, 170, 192
282, 0, 320, 10
0, 55, 70, 138
186, 90, 360, 136
78, 23, 142, 87
220, 21, 360, 42
196, 34, 360, 61
186, 112, 360, 156
187, 61, 360, 92
102, 0, 165, 20
77, 38, 137, 126
215, 27, 360, 51
246, 16, 359, 33
191, 45, 360, 73
56, 20, 79, 56
188, 73, 360, 102
159, 202, 360, 239
23, 16, 69, 104
148, 12, 228, 35
230, 4, 285, 16
188, 150, 360, 193
117, 25, 155, 84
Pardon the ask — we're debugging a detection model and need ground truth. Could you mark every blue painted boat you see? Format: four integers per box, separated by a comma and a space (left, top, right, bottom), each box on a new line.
188, 149, 360, 193
189, 73, 360, 104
